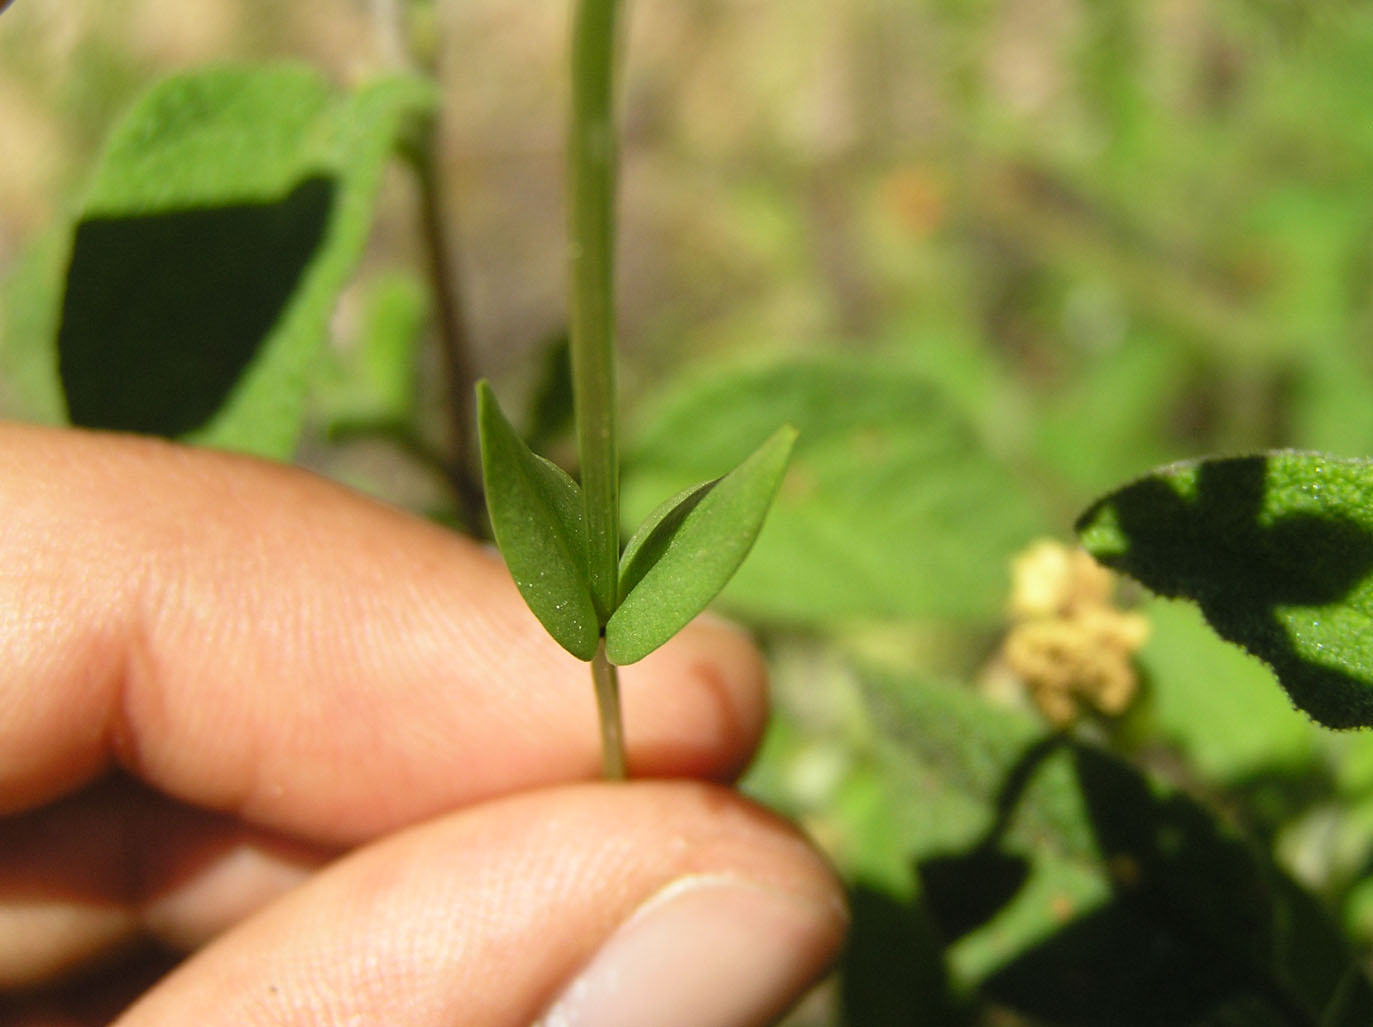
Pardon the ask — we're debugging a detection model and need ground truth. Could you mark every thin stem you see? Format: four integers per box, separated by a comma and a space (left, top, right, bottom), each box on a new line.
591, 640, 627, 779
383, 0, 485, 535
568, 0, 621, 622
409, 114, 486, 536
569, 0, 627, 781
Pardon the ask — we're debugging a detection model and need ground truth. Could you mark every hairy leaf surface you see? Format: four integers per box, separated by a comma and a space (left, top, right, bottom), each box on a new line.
1077, 452, 1373, 728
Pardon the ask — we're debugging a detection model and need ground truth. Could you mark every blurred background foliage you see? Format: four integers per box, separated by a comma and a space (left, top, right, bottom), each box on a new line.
5, 0, 1373, 1023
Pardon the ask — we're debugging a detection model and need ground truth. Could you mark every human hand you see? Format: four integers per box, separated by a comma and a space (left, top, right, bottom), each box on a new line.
0, 424, 846, 1026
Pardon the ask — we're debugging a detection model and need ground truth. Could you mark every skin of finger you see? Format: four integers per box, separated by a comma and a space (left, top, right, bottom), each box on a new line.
5, 943, 180, 1027
112, 781, 848, 1027
0, 424, 769, 844
0, 775, 336, 991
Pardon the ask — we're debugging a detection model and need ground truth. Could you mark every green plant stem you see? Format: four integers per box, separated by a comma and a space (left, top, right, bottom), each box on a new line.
592, 639, 627, 779
569, 0, 621, 623
569, 0, 628, 779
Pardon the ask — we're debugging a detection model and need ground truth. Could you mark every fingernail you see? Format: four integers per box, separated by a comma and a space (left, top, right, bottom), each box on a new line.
537, 875, 843, 1027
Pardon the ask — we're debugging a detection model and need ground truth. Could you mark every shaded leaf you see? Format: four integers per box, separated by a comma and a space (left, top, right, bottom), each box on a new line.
605, 424, 795, 665
477, 381, 599, 661
750, 663, 1372, 1023
61, 176, 335, 436
841, 884, 966, 1027
622, 353, 1044, 623
981, 743, 1373, 1026
1076, 453, 1373, 728
48, 64, 434, 457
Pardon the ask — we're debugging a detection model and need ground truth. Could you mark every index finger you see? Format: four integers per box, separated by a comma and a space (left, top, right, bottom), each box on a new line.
0, 424, 768, 845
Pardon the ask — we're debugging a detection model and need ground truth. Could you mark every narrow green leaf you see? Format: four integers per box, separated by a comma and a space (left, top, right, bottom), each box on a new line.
605, 424, 796, 665
1075, 452, 1373, 728
50, 64, 435, 458
617, 478, 718, 602
477, 380, 599, 661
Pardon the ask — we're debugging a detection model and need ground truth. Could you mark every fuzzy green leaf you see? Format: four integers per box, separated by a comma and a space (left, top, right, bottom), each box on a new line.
42, 64, 434, 458
1076, 452, 1373, 728
621, 353, 1044, 623
605, 424, 796, 665
477, 381, 599, 661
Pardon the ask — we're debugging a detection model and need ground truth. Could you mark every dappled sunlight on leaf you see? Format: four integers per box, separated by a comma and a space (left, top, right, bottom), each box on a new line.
1078, 453, 1373, 728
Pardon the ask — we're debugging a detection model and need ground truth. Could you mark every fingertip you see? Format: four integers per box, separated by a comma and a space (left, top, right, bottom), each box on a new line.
113, 782, 846, 1027
621, 613, 770, 781
535, 874, 845, 1027
0, 424, 774, 842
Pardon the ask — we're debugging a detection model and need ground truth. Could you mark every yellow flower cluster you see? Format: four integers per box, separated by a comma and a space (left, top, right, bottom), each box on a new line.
1000, 539, 1150, 727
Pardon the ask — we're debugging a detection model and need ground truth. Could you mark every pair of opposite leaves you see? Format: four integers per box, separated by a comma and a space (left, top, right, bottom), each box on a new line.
484, 385, 1373, 730
477, 380, 795, 666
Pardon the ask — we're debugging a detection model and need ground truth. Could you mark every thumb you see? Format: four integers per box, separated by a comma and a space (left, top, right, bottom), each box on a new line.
114, 782, 847, 1027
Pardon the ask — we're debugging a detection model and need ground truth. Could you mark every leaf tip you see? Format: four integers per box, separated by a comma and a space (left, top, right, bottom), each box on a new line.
474, 376, 496, 408
1073, 497, 1129, 566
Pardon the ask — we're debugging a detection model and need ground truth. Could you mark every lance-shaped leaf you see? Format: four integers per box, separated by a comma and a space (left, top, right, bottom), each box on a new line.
605, 424, 796, 665
1075, 452, 1373, 729
477, 381, 599, 661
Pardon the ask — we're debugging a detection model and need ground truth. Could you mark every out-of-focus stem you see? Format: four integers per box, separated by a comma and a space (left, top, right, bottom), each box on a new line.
384, 0, 485, 534
410, 119, 486, 535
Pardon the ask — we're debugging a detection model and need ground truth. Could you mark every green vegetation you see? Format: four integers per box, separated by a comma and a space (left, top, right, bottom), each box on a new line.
6, 0, 1373, 1023
1078, 453, 1373, 729
478, 0, 795, 774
